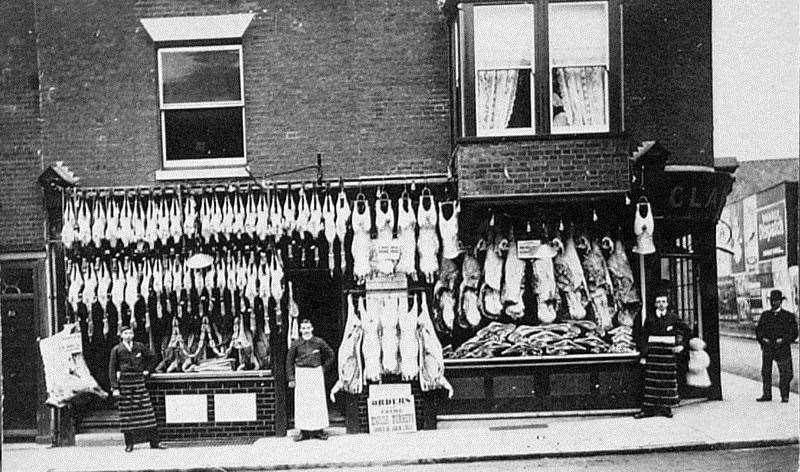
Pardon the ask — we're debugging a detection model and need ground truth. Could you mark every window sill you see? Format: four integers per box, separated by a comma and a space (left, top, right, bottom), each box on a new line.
456, 131, 627, 145
155, 166, 250, 181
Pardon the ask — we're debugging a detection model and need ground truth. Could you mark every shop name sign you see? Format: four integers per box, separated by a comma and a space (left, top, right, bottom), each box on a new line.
757, 202, 786, 259
646, 170, 732, 221
367, 384, 417, 434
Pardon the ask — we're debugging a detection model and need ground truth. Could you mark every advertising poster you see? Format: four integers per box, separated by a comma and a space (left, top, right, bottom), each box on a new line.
730, 201, 745, 273
742, 196, 759, 273
756, 200, 787, 260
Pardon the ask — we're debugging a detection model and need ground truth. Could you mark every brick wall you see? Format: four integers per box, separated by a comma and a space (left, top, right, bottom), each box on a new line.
147, 375, 276, 441
33, 0, 451, 188
456, 137, 630, 197
0, 0, 44, 253
623, 0, 714, 166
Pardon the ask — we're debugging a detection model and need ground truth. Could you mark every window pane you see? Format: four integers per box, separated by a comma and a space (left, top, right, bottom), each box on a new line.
549, 3, 608, 67
476, 69, 531, 134
164, 108, 244, 161
161, 49, 241, 104
474, 4, 533, 69
552, 66, 607, 129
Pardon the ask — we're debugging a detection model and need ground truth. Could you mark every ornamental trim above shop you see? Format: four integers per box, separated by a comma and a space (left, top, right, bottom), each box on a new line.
140, 13, 255, 42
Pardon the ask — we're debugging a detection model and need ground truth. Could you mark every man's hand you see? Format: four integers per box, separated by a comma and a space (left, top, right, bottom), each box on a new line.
112, 389, 120, 397
288, 381, 296, 388
639, 358, 646, 365
672, 345, 684, 354
143, 370, 150, 376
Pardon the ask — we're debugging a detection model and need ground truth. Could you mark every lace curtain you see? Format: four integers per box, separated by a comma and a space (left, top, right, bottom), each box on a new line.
476, 69, 519, 134
553, 66, 606, 128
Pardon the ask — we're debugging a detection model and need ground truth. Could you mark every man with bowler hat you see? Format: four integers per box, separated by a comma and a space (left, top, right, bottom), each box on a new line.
756, 290, 798, 403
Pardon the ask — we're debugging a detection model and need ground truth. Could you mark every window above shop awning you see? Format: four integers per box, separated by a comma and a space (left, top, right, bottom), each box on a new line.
140, 13, 255, 42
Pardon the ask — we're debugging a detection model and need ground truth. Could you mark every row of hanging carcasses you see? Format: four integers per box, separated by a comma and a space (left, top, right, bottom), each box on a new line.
431, 230, 641, 352
334, 291, 453, 396
60, 187, 459, 282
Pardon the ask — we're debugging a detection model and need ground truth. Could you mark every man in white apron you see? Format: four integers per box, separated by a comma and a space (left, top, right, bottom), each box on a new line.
286, 318, 335, 441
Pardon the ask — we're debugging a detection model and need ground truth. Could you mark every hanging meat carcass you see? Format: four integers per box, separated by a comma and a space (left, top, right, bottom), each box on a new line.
110, 262, 125, 335
257, 260, 271, 334
502, 238, 526, 320
439, 201, 461, 260
553, 236, 588, 320
131, 193, 145, 246
80, 261, 97, 338
335, 189, 351, 274
270, 251, 284, 328
351, 195, 372, 283
91, 196, 106, 248
244, 191, 258, 238
61, 194, 77, 249
361, 295, 382, 382
183, 193, 197, 239
417, 292, 454, 396
374, 194, 395, 275
76, 195, 92, 247
479, 237, 505, 320
399, 293, 419, 380
605, 237, 640, 327
97, 261, 112, 336
582, 237, 614, 333
433, 257, 458, 334
396, 195, 417, 280
118, 193, 133, 247
458, 252, 481, 328
323, 191, 337, 275
334, 294, 364, 393
286, 281, 300, 346
532, 242, 558, 324
379, 295, 400, 374
417, 191, 439, 284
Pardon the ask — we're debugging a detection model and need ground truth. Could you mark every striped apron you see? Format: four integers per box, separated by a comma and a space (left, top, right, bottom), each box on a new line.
642, 335, 679, 411
118, 372, 157, 433
294, 367, 329, 430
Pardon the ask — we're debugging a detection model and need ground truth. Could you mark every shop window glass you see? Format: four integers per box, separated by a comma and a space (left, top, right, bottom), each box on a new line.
158, 45, 246, 168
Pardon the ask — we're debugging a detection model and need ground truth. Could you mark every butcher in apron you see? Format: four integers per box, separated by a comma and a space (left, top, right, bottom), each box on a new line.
109, 326, 165, 451
286, 318, 335, 441
634, 289, 690, 419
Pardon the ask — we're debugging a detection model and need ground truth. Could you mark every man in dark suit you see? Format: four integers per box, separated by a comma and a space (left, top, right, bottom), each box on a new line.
756, 290, 798, 403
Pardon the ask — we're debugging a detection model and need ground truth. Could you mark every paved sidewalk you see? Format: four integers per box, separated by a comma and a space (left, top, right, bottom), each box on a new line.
2, 372, 798, 472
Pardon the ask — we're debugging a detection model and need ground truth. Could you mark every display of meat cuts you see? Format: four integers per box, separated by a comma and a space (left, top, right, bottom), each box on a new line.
581, 238, 614, 332
416, 292, 453, 396
553, 236, 588, 320
335, 294, 364, 394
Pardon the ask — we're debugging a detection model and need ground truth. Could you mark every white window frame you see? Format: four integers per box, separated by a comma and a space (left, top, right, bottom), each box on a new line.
157, 44, 247, 169
548, 1, 610, 135
473, 3, 536, 137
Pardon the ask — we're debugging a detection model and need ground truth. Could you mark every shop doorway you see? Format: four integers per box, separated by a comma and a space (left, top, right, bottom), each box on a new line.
1, 260, 43, 440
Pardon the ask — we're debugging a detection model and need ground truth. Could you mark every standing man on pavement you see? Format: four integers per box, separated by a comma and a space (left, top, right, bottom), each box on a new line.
286, 318, 335, 441
634, 287, 690, 419
756, 290, 798, 403
109, 326, 165, 452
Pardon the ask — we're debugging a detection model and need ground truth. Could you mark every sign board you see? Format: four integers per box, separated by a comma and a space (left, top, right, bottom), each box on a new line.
516, 240, 542, 260
165, 394, 208, 423
59, 332, 83, 355
757, 201, 786, 260
367, 384, 416, 434
644, 170, 733, 222
213, 393, 256, 422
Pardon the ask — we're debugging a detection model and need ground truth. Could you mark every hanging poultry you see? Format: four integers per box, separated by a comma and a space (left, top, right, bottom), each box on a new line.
282, 187, 297, 236
244, 190, 258, 238
110, 261, 125, 335
268, 186, 283, 238
66, 261, 83, 322
244, 255, 258, 331
81, 261, 98, 338
96, 261, 112, 336
144, 196, 158, 248
416, 190, 440, 284
118, 192, 133, 247
106, 193, 121, 248
61, 194, 77, 249
416, 292, 453, 397
270, 250, 284, 329
183, 192, 197, 240
221, 191, 234, 240
90, 196, 106, 248
168, 193, 183, 245
123, 260, 140, 331
209, 192, 223, 243
286, 281, 300, 346
231, 190, 245, 238
156, 194, 170, 247
131, 193, 145, 246
76, 194, 92, 247
257, 259, 271, 334
255, 190, 270, 241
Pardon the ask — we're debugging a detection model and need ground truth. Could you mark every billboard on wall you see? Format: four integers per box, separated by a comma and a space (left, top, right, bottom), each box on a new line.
729, 201, 745, 273
742, 195, 759, 272
757, 201, 787, 260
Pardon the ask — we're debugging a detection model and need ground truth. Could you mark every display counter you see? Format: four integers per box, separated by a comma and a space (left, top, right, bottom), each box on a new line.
441, 353, 641, 415
147, 370, 276, 441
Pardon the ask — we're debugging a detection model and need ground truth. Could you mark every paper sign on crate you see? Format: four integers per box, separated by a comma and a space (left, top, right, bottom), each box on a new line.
367, 383, 417, 434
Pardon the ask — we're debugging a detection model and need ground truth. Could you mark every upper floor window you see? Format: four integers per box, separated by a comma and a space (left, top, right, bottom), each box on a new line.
158, 45, 246, 168
455, 0, 620, 138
